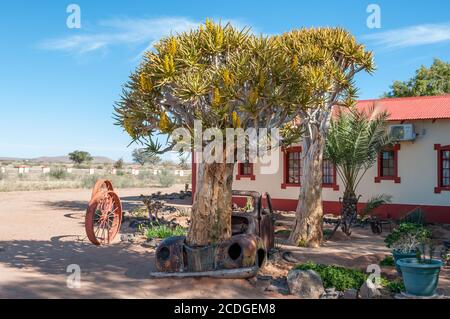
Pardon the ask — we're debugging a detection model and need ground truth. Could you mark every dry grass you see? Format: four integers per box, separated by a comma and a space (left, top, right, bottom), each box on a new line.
0, 164, 191, 192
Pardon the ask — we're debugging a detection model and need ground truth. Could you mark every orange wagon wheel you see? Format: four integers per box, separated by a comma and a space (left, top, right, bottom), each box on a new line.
90, 179, 114, 201
85, 190, 122, 245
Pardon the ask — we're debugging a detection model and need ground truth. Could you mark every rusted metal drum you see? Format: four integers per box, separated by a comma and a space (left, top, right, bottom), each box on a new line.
155, 236, 186, 272
215, 234, 266, 270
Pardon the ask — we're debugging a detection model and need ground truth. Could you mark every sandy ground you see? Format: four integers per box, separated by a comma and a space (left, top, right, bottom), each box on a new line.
0, 187, 448, 298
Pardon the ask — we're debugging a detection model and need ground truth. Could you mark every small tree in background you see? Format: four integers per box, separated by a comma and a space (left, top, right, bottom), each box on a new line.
158, 168, 176, 187
178, 153, 189, 170
384, 58, 450, 97
132, 148, 161, 166
68, 150, 93, 165
114, 158, 124, 169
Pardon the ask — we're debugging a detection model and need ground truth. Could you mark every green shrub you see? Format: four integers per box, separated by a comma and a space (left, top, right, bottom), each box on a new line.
49, 168, 68, 180
116, 170, 125, 176
145, 224, 186, 239
81, 174, 100, 188
158, 169, 175, 187
323, 228, 333, 239
0, 172, 4, 180
384, 222, 431, 253
295, 262, 367, 291
399, 207, 427, 225
379, 255, 395, 267
385, 279, 405, 293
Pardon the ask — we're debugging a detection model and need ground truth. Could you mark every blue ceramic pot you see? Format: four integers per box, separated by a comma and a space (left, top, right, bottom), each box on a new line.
397, 258, 443, 296
392, 250, 417, 275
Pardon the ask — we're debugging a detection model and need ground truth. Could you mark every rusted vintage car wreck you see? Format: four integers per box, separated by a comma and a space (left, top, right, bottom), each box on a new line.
154, 191, 275, 277
84, 181, 275, 278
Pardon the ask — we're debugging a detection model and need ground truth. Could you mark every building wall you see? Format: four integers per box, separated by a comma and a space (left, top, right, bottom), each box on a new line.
231, 119, 450, 223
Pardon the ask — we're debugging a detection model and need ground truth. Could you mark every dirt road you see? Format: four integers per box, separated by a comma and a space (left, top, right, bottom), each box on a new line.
1, 187, 448, 298
0, 187, 279, 298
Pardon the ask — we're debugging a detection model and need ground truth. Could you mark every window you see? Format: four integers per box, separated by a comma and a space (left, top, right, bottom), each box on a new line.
434, 144, 450, 193
322, 159, 339, 190
281, 146, 301, 188
236, 162, 255, 180
381, 150, 395, 177
322, 160, 334, 184
287, 150, 302, 184
375, 144, 401, 183
442, 150, 450, 187
281, 148, 340, 190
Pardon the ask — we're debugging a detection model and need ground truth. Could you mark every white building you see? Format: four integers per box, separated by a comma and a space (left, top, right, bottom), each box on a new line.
192, 95, 450, 224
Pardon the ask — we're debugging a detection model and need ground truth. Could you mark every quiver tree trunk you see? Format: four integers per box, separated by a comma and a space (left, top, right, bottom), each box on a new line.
288, 133, 325, 248
187, 161, 235, 246
340, 190, 359, 236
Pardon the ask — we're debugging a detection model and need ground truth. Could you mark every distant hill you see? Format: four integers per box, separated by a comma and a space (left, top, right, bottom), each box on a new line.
0, 156, 115, 164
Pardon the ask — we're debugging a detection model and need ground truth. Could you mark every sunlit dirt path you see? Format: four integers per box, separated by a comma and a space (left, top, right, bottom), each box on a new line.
0, 187, 280, 298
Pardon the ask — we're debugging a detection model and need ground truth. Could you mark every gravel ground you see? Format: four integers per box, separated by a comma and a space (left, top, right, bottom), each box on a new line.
0, 187, 448, 298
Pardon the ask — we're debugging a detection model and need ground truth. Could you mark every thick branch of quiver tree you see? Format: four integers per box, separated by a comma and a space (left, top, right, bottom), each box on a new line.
113, 20, 310, 157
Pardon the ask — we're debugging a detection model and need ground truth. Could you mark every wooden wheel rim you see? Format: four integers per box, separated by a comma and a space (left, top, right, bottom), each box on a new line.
85, 191, 122, 245
90, 179, 114, 201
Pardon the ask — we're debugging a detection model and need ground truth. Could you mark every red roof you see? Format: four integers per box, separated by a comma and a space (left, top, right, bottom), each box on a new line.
356, 95, 450, 121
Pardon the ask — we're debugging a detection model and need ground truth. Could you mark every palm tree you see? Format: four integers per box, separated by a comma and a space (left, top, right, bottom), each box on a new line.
325, 107, 391, 236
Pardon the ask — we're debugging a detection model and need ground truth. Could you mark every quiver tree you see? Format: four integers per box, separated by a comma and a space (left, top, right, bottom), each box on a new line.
325, 107, 391, 236
282, 28, 375, 247
114, 20, 302, 246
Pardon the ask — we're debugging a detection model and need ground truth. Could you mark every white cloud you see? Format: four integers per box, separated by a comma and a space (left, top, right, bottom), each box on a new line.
39, 16, 253, 58
363, 22, 450, 49
40, 17, 199, 56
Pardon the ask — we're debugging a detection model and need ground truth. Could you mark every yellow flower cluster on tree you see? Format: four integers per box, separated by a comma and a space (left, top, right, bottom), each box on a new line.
139, 73, 153, 92
159, 111, 171, 133
114, 20, 374, 148
231, 111, 241, 128
212, 87, 221, 108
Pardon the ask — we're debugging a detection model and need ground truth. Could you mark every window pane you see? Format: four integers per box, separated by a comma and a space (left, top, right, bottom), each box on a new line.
442, 150, 450, 187
322, 159, 334, 184
286, 151, 301, 185
240, 162, 252, 176
381, 150, 395, 177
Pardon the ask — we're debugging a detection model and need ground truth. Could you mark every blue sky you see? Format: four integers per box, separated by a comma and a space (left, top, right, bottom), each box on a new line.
1, 0, 449, 161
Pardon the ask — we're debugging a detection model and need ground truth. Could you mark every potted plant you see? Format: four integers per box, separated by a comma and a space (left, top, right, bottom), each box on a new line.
397, 241, 443, 297
384, 223, 431, 275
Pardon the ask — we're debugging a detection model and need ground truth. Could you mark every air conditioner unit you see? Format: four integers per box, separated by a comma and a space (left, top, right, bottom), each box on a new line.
389, 124, 416, 141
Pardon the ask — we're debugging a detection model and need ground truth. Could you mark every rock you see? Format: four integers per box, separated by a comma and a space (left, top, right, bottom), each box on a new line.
320, 287, 340, 299
267, 277, 290, 295
120, 234, 137, 243
359, 281, 382, 299
282, 251, 298, 263
142, 238, 158, 248
342, 288, 358, 299
287, 269, 325, 299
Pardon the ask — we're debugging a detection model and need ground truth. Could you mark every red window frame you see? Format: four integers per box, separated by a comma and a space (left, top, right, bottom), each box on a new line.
322, 159, 340, 191
375, 144, 401, 183
434, 144, 450, 193
236, 162, 255, 180
281, 147, 340, 190
281, 146, 302, 189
